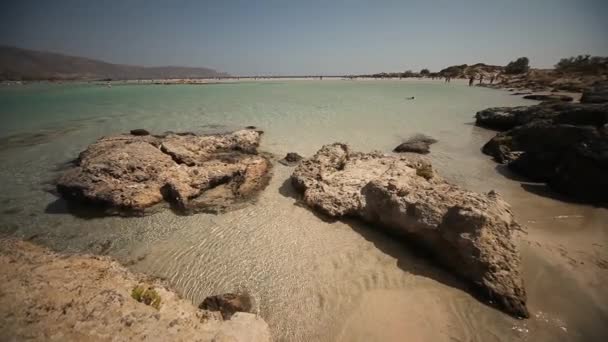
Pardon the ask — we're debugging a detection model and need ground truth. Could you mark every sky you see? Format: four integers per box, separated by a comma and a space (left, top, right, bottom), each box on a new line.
1, 0, 607, 76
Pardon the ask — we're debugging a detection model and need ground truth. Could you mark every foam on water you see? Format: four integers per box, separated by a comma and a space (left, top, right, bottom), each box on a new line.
1, 80, 607, 341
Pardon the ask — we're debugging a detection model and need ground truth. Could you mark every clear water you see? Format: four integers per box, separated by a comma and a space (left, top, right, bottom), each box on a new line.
1, 80, 606, 341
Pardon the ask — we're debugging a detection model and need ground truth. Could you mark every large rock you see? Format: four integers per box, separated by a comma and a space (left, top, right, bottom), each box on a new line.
393, 134, 437, 154
200, 293, 253, 320
479, 103, 608, 202
475, 102, 608, 131
56, 130, 272, 215
0, 238, 271, 342
292, 144, 528, 318
581, 81, 608, 104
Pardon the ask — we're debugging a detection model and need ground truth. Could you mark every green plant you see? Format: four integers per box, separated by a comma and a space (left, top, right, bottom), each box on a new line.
131, 285, 161, 310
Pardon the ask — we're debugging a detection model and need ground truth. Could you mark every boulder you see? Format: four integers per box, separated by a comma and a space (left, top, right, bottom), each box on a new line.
199, 293, 253, 320
55, 130, 272, 215
278, 152, 304, 166
393, 134, 438, 154
130, 129, 150, 136
523, 94, 573, 102
479, 104, 608, 202
475, 103, 608, 131
292, 144, 529, 318
581, 81, 608, 104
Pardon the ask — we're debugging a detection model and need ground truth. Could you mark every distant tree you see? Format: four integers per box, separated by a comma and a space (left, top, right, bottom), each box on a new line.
504, 57, 530, 74
420, 68, 430, 75
555, 55, 608, 74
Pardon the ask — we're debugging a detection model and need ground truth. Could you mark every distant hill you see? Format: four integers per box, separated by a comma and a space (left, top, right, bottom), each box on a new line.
0, 46, 229, 80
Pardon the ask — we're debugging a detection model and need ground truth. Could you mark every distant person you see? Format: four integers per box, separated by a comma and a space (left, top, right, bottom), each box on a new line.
479, 75, 484, 84
469, 76, 475, 86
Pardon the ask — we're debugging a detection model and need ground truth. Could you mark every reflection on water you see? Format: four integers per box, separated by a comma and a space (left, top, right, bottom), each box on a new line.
0, 80, 606, 341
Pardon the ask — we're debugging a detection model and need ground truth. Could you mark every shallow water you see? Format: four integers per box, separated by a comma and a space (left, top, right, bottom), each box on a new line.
1, 80, 606, 341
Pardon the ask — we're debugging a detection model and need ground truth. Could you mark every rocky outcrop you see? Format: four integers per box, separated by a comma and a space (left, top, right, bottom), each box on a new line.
55, 130, 272, 215
475, 102, 608, 131
200, 293, 253, 320
581, 81, 608, 104
278, 152, 304, 166
0, 238, 271, 342
291, 144, 528, 318
522, 94, 573, 102
477, 103, 608, 202
393, 134, 437, 154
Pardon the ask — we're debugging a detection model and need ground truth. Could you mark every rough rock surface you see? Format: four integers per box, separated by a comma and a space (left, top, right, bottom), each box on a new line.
522, 94, 573, 102
56, 130, 272, 215
0, 238, 271, 342
393, 134, 438, 154
475, 102, 608, 131
291, 144, 528, 318
278, 152, 304, 166
477, 103, 608, 202
581, 81, 608, 104
200, 293, 253, 320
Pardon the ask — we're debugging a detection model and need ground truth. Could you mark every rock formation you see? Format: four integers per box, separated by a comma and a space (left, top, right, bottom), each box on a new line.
581, 80, 608, 104
278, 152, 304, 166
393, 134, 438, 154
291, 144, 529, 318
0, 238, 271, 341
476, 103, 608, 202
200, 293, 253, 320
55, 129, 272, 215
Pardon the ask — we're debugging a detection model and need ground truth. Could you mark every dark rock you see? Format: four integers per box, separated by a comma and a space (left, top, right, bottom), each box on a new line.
292, 144, 529, 318
245, 126, 257, 129
393, 134, 438, 154
581, 81, 608, 104
130, 129, 150, 136
199, 293, 253, 320
278, 152, 304, 166
55, 130, 272, 215
480, 103, 608, 202
522, 94, 573, 102
511, 92, 532, 96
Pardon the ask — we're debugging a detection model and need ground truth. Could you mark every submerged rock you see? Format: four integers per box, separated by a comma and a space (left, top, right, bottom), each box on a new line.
55, 130, 272, 215
200, 293, 253, 320
393, 134, 438, 154
278, 152, 304, 166
478, 103, 608, 202
292, 144, 529, 318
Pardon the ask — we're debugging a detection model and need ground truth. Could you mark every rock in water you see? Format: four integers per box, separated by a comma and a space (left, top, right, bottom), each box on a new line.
200, 293, 253, 320
393, 134, 438, 154
292, 144, 528, 318
278, 152, 304, 166
56, 130, 272, 215
130, 128, 150, 136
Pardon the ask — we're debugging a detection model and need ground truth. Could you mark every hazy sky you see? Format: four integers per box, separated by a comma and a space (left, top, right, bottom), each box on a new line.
1, 0, 607, 75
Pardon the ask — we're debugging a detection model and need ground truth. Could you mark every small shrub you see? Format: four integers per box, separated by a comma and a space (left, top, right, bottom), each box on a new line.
131, 285, 161, 310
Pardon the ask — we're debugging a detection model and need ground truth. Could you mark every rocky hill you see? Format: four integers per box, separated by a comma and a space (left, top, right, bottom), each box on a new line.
0, 46, 229, 80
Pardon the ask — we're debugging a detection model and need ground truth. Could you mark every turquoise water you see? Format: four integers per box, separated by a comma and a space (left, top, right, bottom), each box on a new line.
1, 80, 606, 341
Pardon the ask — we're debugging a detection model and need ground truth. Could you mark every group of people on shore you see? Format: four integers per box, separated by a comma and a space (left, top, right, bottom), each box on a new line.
468, 74, 497, 86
